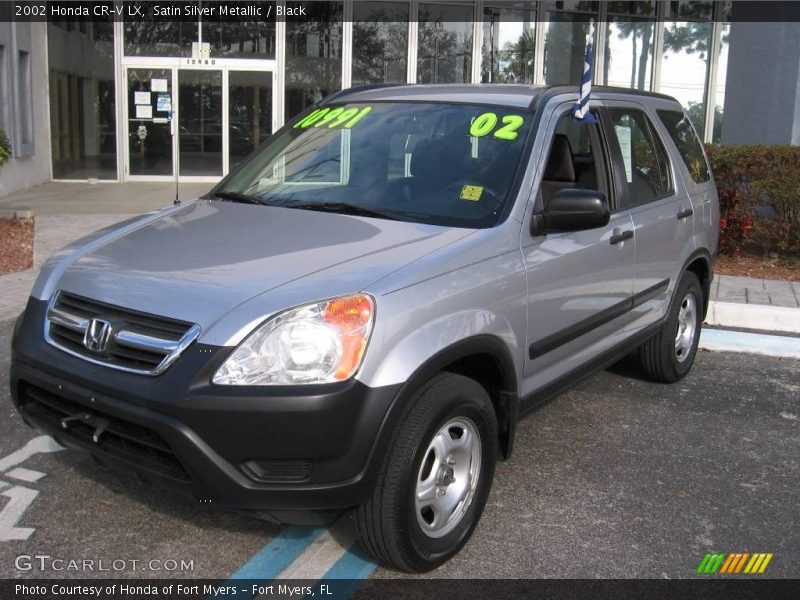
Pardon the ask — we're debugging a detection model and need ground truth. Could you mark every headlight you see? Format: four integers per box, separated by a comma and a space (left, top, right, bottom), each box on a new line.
213, 294, 374, 385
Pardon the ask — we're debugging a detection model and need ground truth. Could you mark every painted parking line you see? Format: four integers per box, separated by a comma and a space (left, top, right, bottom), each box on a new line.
700, 328, 800, 359
0, 435, 64, 542
227, 518, 378, 600
6, 467, 46, 483
271, 523, 353, 581
228, 526, 327, 581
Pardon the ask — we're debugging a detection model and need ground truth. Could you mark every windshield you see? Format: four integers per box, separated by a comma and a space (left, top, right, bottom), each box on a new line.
213, 102, 533, 228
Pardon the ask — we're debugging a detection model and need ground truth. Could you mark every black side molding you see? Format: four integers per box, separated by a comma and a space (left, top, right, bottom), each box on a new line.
632, 279, 671, 307
529, 279, 670, 360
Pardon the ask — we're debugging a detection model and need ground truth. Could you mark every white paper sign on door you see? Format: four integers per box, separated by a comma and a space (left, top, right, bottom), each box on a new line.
134, 91, 151, 105
151, 78, 168, 92
136, 105, 153, 119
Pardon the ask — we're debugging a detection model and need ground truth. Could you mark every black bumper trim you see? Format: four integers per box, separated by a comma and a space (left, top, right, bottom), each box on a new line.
11, 297, 401, 515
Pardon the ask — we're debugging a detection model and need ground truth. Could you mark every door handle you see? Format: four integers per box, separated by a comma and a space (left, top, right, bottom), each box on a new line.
610, 230, 633, 245
677, 207, 694, 220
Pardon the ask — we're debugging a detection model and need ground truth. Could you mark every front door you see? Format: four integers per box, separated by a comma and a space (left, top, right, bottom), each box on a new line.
522, 106, 635, 396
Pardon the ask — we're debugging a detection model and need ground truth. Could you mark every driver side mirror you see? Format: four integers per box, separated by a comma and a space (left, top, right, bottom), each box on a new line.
531, 189, 610, 235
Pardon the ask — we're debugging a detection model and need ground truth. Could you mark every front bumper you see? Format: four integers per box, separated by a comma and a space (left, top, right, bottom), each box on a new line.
10, 298, 400, 522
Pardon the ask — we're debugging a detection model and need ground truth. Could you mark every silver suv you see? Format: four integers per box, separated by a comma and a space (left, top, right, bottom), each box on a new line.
11, 85, 718, 572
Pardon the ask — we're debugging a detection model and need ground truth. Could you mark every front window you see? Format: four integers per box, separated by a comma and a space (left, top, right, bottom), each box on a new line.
215, 102, 533, 228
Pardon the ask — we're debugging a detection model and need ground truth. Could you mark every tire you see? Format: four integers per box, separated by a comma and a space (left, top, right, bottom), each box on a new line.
637, 271, 703, 383
355, 372, 498, 572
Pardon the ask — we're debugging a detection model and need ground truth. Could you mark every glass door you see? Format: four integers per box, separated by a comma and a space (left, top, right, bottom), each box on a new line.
127, 68, 174, 177
178, 69, 223, 177
124, 63, 276, 181
228, 70, 273, 171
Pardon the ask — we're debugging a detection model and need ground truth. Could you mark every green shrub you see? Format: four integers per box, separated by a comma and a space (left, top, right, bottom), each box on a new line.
0, 129, 10, 168
706, 144, 800, 256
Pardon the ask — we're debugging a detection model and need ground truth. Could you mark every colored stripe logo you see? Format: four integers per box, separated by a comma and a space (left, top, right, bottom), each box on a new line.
697, 552, 773, 574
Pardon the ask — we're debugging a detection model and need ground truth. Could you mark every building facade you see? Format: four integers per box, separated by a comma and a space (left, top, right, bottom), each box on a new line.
0, 1, 785, 196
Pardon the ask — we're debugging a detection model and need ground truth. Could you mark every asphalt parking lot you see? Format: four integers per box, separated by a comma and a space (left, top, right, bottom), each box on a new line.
1, 316, 798, 580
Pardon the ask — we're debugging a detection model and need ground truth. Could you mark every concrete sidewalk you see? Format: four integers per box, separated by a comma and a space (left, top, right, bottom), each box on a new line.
1, 182, 798, 334
707, 274, 800, 334
0, 181, 211, 214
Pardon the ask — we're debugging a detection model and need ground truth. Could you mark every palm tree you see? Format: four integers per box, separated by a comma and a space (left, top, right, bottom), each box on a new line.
500, 29, 537, 83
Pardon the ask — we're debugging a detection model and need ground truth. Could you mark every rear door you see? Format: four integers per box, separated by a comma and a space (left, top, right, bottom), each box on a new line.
521, 104, 635, 394
603, 103, 692, 324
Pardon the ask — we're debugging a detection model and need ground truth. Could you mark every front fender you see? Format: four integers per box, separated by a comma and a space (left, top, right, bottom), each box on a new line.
357, 250, 527, 391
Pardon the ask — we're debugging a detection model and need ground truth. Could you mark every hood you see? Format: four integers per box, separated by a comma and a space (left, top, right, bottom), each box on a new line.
49, 201, 471, 335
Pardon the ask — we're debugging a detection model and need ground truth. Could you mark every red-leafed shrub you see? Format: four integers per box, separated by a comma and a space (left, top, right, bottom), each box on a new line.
706, 144, 800, 256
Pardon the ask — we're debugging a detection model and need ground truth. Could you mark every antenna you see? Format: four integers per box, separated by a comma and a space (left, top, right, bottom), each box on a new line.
171, 108, 180, 205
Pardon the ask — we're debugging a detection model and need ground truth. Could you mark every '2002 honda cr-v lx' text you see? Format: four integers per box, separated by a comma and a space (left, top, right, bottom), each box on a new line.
11, 84, 719, 572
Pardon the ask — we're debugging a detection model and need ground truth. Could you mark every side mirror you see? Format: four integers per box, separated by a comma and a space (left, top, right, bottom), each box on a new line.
532, 189, 610, 235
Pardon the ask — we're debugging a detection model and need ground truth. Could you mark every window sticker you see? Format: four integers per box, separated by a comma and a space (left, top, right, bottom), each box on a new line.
294, 106, 372, 130
615, 125, 633, 182
469, 112, 525, 141
460, 184, 484, 202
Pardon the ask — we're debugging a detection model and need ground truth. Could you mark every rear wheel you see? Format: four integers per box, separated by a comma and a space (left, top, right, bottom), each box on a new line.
355, 373, 497, 572
637, 271, 703, 383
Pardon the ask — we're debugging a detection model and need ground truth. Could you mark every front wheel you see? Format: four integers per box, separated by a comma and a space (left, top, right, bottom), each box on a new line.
637, 271, 703, 383
355, 373, 497, 572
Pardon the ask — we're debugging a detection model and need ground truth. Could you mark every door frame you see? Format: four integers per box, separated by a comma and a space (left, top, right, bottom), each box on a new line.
120, 56, 277, 183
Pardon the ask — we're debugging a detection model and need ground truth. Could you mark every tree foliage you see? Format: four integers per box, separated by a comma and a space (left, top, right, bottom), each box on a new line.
0, 129, 11, 168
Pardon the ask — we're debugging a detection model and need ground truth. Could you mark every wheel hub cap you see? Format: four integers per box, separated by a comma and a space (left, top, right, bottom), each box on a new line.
675, 292, 697, 363
415, 417, 482, 538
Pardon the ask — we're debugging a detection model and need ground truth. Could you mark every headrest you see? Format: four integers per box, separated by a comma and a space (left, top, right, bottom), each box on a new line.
544, 134, 576, 182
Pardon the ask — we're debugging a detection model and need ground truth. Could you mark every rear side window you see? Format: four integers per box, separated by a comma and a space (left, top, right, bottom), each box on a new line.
657, 110, 711, 183
608, 109, 673, 208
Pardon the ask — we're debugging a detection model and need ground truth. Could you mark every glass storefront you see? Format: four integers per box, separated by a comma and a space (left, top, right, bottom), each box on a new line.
124, 20, 197, 57
48, 20, 117, 179
229, 71, 273, 169
417, 3, 473, 84
543, 2, 600, 86
604, 3, 656, 90
482, 3, 538, 84
285, 1, 343, 119
712, 22, 729, 143
45, 0, 731, 182
353, 1, 409, 85
660, 1, 715, 135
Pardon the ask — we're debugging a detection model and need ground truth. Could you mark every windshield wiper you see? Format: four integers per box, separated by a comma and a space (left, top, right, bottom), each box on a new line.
208, 191, 265, 205
285, 202, 400, 221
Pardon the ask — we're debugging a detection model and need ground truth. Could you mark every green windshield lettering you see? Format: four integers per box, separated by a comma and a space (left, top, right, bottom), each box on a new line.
344, 106, 372, 128
294, 106, 373, 130
494, 115, 525, 141
295, 107, 329, 128
469, 112, 525, 141
315, 107, 344, 127
469, 113, 498, 137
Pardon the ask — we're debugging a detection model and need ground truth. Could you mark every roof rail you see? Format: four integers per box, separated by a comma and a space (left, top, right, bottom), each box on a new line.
528, 85, 681, 111
322, 83, 411, 104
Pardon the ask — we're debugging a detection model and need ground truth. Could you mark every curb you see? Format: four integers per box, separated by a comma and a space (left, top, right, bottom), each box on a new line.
705, 300, 800, 334
0, 209, 34, 220
699, 329, 800, 359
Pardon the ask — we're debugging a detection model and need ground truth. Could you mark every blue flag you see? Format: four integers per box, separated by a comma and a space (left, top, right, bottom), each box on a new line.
573, 22, 598, 124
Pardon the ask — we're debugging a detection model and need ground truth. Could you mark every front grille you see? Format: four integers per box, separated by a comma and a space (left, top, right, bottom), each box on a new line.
46, 291, 201, 375
18, 383, 191, 483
